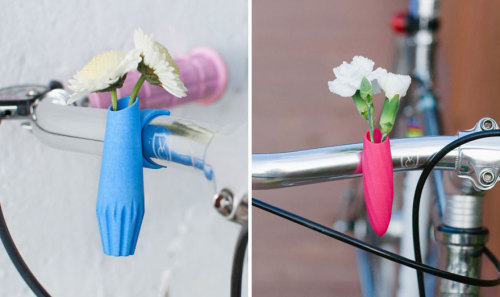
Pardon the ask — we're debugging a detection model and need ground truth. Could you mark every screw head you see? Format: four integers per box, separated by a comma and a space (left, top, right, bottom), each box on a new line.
213, 189, 233, 217
480, 119, 494, 130
480, 169, 496, 185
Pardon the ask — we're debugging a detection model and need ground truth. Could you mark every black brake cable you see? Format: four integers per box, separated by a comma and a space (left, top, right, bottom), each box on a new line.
412, 129, 500, 297
0, 204, 51, 297
252, 130, 500, 293
231, 225, 248, 297
2, 198, 249, 297
253, 198, 500, 287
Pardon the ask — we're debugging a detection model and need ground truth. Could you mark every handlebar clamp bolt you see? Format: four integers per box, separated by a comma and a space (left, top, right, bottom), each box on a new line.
213, 188, 233, 217
479, 169, 496, 186
480, 118, 495, 131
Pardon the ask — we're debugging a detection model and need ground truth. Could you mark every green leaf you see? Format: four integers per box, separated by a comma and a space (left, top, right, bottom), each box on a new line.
352, 91, 369, 120
360, 77, 373, 101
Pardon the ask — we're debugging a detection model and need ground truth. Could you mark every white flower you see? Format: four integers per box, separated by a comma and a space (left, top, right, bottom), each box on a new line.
67, 50, 140, 104
134, 28, 187, 98
328, 56, 383, 97
377, 72, 412, 100
367, 67, 387, 94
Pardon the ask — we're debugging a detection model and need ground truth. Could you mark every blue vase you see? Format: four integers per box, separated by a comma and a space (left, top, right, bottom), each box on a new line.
96, 97, 145, 257
96, 97, 171, 256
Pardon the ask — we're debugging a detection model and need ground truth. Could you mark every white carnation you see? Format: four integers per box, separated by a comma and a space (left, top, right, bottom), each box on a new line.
328, 56, 382, 97
377, 72, 411, 100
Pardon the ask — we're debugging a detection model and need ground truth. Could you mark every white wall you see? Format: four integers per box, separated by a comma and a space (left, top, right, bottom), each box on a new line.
0, 0, 248, 296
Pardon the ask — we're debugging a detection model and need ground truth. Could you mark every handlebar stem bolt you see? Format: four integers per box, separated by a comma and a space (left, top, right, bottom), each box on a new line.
479, 169, 495, 186
213, 188, 233, 217
480, 119, 494, 130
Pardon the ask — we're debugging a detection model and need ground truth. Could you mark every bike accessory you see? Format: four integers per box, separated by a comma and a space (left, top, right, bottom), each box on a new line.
97, 96, 145, 256
362, 128, 393, 236
88, 47, 228, 109
96, 96, 170, 257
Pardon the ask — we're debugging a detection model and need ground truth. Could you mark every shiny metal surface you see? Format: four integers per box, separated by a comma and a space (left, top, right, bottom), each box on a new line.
213, 189, 234, 217
253, 118, 500, 190
32, 89, 217, 164
443, 195, 484, 229
457, 118, 500, 190
410, 0, 439, 19
28, 89, 248, 222
253, 136, 457, 189
436, 228, 487, 296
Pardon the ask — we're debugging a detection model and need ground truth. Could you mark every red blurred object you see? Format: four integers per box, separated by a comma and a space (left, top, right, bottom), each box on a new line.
391, 11, 409, 34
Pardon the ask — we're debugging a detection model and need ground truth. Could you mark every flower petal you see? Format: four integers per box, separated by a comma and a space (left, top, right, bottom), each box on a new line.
67, 50, 139, 104
134, 28, 187, 98
378, 72, 411, 99
351, 56, 375, 73
367, 67, 388, 94
328, 79, 357, 97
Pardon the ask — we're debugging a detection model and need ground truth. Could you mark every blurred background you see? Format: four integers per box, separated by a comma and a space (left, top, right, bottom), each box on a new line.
0, 0, 247, 296
253, 0, 500, 296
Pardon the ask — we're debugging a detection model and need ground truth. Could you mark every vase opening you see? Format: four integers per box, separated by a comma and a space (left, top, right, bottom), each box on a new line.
365, 128, 384, 144
109, 96, 138, 112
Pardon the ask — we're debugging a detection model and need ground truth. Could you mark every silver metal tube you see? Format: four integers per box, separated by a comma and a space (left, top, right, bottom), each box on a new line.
32, 90, 218, 166
29, 90, 248, 222
435, 226, 487, 296
443, 194, 484, 229
253, 136, 458, 189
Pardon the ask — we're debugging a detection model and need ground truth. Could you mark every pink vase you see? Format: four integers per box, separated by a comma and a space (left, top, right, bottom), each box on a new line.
362, 128, 393, 236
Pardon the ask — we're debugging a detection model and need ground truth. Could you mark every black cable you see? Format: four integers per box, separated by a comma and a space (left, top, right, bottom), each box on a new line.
231, 225, 248, 297
412, 129, 500, 297
0, 203, 51, 297
252, 198, 500, 286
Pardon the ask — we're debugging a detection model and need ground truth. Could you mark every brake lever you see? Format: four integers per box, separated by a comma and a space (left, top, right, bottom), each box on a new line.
0, 81, 63, 120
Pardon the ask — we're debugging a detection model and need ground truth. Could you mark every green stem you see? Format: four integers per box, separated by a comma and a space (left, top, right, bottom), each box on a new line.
129, 75, 146, 106
367, 103, 375, 142
111, 89, 118, 111
381, 134, 387, 142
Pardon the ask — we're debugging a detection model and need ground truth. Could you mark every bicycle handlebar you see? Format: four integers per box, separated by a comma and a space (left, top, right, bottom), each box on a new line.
28, 89, 247, 221
253, 118, 500, 190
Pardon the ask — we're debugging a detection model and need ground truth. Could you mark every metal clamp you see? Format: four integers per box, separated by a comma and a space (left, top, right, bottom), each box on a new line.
456, 118, 500, 191
213, 189, 248, 225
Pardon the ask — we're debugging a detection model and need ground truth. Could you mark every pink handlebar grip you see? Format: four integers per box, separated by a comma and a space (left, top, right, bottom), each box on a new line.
88, 47, 228, 109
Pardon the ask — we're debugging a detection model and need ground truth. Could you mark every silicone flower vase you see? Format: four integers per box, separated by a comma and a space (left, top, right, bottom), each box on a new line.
362, 128, 394, 236
96, 96, 171, 256
96, 96, 144, 256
